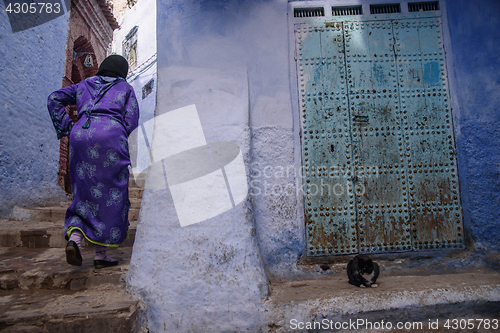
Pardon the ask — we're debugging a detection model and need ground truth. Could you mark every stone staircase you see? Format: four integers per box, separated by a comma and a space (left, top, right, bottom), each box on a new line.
0, 180, 145, 332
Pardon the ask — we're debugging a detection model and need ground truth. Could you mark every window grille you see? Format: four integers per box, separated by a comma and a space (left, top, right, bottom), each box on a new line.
408, 1, 439, 12
123, 26, 138, 70
142, 79, 154, 99
294, 7, 325, 17
332, 5, 362, 16
370, 3, 401, 14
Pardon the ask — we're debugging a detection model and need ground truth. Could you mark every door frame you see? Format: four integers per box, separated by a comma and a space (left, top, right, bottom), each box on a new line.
287, 0, 466, 259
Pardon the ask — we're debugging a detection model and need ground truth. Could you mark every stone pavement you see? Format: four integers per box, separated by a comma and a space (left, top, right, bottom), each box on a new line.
0, 182, 144, 332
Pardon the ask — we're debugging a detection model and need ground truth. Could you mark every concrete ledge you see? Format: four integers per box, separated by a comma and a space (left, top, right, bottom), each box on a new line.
266, 270, 500, 332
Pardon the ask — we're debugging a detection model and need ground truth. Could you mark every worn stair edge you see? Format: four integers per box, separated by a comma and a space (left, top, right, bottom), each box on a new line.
129, 187, 144, 199
0, 220, 137, 248
10, 206, 140, 223
0, 247, 132, 291
0, 288, 144, 333
0, 269, 125, 292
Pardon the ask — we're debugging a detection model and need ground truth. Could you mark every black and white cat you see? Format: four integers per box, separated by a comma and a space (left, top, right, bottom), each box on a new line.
347, 254, 380, 288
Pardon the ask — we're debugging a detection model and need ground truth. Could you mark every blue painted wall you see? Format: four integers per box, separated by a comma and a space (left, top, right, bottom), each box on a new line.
156, 0, 301, 281
129, 2, 500, 328
0, 4, 69, 218
151, 0, 500, 283
446, 0, 500, 248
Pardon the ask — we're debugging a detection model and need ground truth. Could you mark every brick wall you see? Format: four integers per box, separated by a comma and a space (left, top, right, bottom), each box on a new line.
57, 0, 117, 193
110, 0, 132, 18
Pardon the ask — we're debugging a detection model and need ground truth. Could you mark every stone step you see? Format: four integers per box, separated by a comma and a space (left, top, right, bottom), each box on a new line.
0, 220, 137, 248
10, 203, 141, 224
0, 287, 142, 332
0, 247, 132, 291
266, 269, 500, 332
0, 244, 143, 332
130, 198, 142, 210
129, 187, 144, 199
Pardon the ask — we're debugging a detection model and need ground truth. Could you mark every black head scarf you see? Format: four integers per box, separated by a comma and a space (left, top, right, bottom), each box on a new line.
96, 54, 129, 79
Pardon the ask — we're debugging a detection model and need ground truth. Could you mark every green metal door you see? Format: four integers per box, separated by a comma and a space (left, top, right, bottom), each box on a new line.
296, 16, 463, 256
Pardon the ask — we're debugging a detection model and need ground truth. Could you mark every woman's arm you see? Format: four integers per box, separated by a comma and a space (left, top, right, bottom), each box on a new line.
47, 85, 77, 140
124, 87, 139, 137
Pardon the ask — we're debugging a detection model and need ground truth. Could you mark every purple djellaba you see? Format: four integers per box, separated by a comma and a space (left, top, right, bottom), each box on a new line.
47, 55, 139, 268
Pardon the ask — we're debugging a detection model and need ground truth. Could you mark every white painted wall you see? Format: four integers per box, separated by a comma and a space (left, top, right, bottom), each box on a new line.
112, 0, 157, 127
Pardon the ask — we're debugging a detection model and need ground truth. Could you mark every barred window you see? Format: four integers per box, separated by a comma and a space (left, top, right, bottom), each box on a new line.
142, 79, 154, 99
123, 26, 138, 71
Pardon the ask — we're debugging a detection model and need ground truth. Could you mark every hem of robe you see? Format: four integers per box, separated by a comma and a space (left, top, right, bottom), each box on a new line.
66, 226, 129, 247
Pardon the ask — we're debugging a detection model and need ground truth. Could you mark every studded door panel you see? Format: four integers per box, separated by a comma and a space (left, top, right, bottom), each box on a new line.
296, 16, 463, 257
345, 20, 411, 253
395, 18, 463, 250
297, 23, 356, 256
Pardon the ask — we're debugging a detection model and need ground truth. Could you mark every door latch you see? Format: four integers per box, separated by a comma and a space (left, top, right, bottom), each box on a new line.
353, 115, 369, 123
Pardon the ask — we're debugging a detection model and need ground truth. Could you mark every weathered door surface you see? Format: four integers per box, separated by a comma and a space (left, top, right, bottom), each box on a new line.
297, 16, 463, 256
